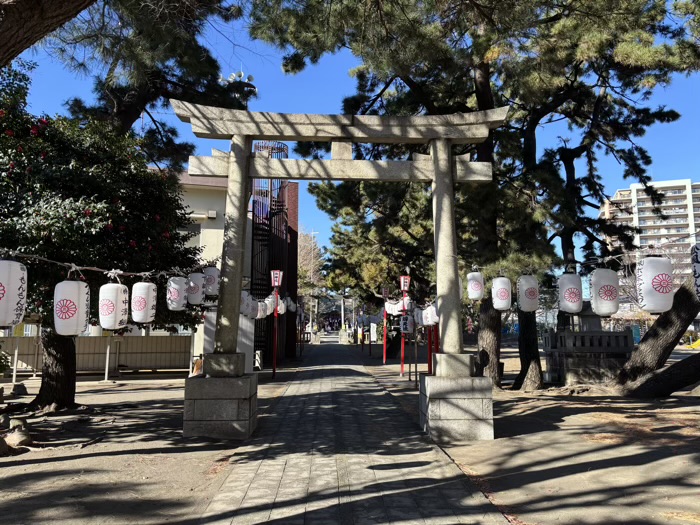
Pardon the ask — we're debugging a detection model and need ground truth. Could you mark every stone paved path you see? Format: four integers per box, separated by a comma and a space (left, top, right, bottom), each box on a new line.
200, 342, 507, 525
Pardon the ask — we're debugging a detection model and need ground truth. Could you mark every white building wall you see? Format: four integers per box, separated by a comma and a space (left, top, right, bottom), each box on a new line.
180, 179, 256, 372
612, 179, 696, 279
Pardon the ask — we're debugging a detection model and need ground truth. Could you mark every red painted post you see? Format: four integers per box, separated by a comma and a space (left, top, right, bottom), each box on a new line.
273, 287, 278, 379
368, 322, 372, 357
427, 325, 433, 375
401, 291, 406, 376
361, 318, 365, 354
383, 307, 387, 364
434, 324, 440, 354
399, 275, 411, 378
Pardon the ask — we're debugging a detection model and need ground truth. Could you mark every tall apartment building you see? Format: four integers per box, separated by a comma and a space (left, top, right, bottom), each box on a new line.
599, 178, 700, 280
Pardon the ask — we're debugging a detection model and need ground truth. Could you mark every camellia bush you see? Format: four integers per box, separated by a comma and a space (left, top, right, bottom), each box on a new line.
0, 62, 204, 410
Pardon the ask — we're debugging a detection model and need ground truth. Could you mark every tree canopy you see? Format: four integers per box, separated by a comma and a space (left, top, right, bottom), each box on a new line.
246, 0, 700, 390
0, 63, 205, 408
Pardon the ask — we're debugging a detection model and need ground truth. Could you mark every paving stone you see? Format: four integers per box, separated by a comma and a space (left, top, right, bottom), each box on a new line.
198, 342, 507, 524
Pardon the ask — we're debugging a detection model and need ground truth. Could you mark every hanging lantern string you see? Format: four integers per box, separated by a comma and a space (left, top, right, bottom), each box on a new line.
0, 248, 205, 278
105, 269, 123, 283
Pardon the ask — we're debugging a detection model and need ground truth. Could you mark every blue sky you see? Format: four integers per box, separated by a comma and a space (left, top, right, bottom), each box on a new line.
22, 30, 361, 251
20, 20, 700, 254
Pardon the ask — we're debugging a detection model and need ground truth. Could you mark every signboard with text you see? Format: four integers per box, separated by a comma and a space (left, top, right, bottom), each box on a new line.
270, 270, 283, 288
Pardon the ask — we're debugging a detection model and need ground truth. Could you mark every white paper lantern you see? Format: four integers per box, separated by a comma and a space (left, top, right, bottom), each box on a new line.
692, 245, 700, 301
99, 283, 129, 330
203, 266, 220, 295
167, 277, 188, 311
286, 297, 297, 312
0, 260, 27, 327
517, 275, 539, 312
54, 280, 90, 335
428, 304, 439, 325
264, 294, 276, 315
590, 269, 619, 317
240, 292, 251, 317
413, 308, 422, 326
187, 273, 205, 305
558, 273, 583, 314
247, 296, 259, 319
132, 282, 157, 324
492, 277, 512, 311
467, 271, 485, 301
638, 256, 674, 313
239, 291, 249, 317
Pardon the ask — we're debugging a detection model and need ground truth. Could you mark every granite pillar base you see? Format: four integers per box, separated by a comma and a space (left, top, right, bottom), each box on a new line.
183, 373, 258, 440
419, 374, 494, 443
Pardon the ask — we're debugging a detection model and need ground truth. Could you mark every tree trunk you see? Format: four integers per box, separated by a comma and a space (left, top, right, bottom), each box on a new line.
557, 224, 577, 332
477, 297, 501, 385
513, 309, 543, 390
622, 353, 700, 398
0, 0, 96, 67
33, 328, 78, 410
619, 277, 700, 384
473, 61, 502, 386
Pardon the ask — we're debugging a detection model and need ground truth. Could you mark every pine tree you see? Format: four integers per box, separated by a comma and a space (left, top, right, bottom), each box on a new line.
246, 0, 700, 393
47, 1, 255, 171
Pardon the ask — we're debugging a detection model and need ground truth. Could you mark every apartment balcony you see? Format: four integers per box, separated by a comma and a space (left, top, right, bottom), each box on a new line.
639, 209, 687, 217
640, 230, 689, 237
638, 218, 689, 226
638, 199, 687, 208
612, 190, 632, 201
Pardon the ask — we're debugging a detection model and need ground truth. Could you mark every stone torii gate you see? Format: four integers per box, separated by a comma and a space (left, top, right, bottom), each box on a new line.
174, 100, 508, 442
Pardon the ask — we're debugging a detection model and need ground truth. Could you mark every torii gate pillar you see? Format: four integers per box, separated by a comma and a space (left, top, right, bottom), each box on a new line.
175, 101, 507, 442
431, 138, 462, 354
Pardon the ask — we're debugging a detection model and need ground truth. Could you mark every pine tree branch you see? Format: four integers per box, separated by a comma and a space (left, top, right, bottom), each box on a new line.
361, 75, 397, 115
399, 75, 439, 114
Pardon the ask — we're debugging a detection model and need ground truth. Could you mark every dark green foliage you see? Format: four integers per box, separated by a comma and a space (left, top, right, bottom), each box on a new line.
0, 63, 203, 331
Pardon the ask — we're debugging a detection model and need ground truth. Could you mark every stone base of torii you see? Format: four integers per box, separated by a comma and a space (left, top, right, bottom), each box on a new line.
172, 101, 508, 442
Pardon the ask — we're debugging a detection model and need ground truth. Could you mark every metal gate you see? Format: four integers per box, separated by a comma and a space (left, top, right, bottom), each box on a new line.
251, 141, 290, 368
